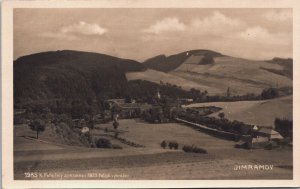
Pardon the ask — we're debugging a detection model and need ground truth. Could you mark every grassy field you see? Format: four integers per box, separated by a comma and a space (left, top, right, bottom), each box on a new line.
172, 56, 292, 95
185, 95, 292, 127
14, 118, 292, 180
128, 56, 292, 96
126, 69, 222, 94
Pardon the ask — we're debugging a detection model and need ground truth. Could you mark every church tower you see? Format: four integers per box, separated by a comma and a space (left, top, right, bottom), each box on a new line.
157, 89, 161, 99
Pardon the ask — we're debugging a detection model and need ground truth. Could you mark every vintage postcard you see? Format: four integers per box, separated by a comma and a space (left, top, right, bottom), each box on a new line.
1, 0, 300, 188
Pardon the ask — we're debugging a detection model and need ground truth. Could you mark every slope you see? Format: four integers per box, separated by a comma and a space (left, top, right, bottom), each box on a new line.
14, 50, 146, 103
171, 56, 292, 95
185, 95, 292, 127
126, 69, 222, 94
143, 50, 223, 72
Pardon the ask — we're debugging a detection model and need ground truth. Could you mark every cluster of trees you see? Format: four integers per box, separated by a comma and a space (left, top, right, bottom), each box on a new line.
160, 140, 179, 149
186, 106, 222, 117
96, 138, 112, 148
261, 88, 279, 99
95, 138, 123, 149
141, 105, 177, 123
127, 80, 191, 103
199, 54, 215, 65
182, 145, 207, 154
26, 113, 96, 147
178, 112, 253, 136
274, 118, 293, 140
205, 93, 260, 102
204, 87, 291, 103
267, 57, 293, 79
14, 50, 146, 103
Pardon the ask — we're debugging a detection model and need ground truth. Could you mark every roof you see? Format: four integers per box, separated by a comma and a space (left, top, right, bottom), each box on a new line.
119, 103, 140, 109
258, 128, 283, 139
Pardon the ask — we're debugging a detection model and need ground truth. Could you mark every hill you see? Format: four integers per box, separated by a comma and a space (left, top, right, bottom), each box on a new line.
14, 50, 146, 103
264, 57, 293, 79
139, 50, 293, 95
172, 56, 292, 95
143, 50, 223, 72
126, 69, 222, 94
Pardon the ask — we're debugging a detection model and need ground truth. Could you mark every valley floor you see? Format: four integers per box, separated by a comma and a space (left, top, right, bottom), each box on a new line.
14, 119, 292, 180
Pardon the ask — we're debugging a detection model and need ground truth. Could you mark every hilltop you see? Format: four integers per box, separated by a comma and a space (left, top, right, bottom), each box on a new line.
128, 50, 293, 95
143, 50, 223, 73
14, 50, 146, 103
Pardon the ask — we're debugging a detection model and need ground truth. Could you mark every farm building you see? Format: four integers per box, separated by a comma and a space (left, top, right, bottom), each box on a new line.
118, 103, 141, 118
178, 98, 193, 103
257, 127, 283, 140
81, 127, 89, 133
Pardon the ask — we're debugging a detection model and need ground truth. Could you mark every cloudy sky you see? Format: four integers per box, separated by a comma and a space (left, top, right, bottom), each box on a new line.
14, 8, 292, 61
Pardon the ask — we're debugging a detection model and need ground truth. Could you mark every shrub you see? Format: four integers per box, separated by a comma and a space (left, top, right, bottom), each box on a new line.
113, 121, 119, 129
28, 119, 46, 139
218, 112, 225, 119
274, 118, 293, 140
96, 138, 112, 148
112, 144, 123, 149
261, 88, 279, 99
234, 142, 251, 150
199, 54, 215, 64
173, 142, 179, 150
168, 141, 179, 150
161, 140, 167, 149
182, 145, 207, 154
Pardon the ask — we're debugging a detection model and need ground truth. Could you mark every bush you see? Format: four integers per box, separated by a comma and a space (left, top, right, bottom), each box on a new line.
96, 138, 112, 148
113, 121, 119, 129
112, 144, 123, 149
199, 54, 214, 65
265, 141, 279, 150
80, 132, 94, 147
161, 140, 167, 149
174, 142, 179, 150
274, 118, 293, 139
261, 88, 279, 99
182, 145, 207, 154
234, 142, 251, 150
28, 119, 46, 139
167, 141, 179, 150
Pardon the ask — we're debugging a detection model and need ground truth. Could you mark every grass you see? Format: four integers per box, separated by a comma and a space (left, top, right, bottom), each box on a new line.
14, 118, 292, 180
127, 56, 292, 96
126, 69, 222, 94
185, 95, 292, 127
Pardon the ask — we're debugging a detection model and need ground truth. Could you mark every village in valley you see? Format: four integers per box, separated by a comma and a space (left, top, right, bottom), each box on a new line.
13, 71, 293, 179
12, 8, 293, 180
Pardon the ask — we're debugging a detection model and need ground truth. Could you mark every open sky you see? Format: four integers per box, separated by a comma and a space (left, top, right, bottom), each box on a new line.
14, 8, 292, 61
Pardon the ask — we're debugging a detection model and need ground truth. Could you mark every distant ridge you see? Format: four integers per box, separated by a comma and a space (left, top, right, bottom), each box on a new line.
143, 49, 223, 72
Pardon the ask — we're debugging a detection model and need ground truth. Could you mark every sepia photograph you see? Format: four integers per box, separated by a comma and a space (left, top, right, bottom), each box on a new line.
2, 0, 300, 188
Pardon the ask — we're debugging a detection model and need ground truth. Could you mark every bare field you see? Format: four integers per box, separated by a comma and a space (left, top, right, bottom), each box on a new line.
14, 119, 292, 180
185, 95, 292, 127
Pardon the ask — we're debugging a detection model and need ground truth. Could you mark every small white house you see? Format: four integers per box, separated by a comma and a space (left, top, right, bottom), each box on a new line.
81, 127, 89, 134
